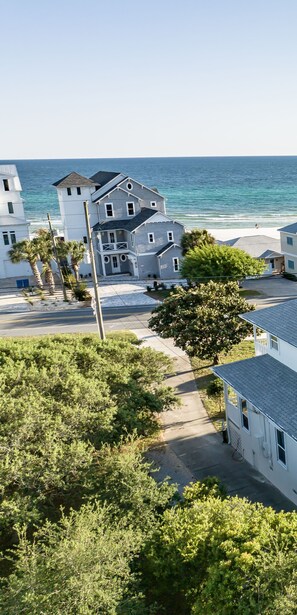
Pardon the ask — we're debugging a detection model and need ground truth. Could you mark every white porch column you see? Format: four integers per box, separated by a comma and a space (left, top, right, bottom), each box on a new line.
97, 232, 106, 276
253, 324, 257, 345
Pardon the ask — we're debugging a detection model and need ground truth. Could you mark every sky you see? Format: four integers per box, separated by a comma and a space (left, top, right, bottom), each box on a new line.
1, 0, 297, 159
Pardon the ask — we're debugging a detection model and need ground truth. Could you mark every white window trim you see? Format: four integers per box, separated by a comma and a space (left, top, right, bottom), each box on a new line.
150, 201, 157, 207
108, 231, 116, 244
105, 203, 114, 218
126, 202, 135, 216
7, 202, 14, 214
275, 428, 287, 468
270, 334, 279, 352
148, 232, 155, 244
286, 236, 293, 245
172, 257, 179, 272
2, 231, 9, 246
167, 231, 174, 242
240, 399, 249, 432
126, 181, 133, 191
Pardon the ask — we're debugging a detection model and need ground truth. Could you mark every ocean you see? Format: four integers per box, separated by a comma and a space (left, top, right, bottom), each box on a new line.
1, 156, 297, 230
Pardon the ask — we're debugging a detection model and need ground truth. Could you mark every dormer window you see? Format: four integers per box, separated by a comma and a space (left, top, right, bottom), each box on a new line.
270, 335, 279, 351
3, 179, 9, 191
67, 187, 72, 196
76, 187, 81, 195
127, 202, 135, 216
150, 201, 157, 207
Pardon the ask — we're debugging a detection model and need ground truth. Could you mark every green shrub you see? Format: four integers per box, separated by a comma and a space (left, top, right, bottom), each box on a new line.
206, 378, 224, 396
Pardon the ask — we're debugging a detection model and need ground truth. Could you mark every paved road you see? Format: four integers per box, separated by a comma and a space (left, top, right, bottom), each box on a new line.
0, 307, 153, 337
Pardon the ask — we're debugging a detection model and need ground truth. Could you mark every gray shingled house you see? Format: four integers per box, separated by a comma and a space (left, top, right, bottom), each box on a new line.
213, 299, 297, 506
53, 170, 184, 279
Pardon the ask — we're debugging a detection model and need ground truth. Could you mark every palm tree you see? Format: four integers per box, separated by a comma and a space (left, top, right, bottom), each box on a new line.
8, 240, 43, 288
34, 229, 55, 295
57, 240, 86, 283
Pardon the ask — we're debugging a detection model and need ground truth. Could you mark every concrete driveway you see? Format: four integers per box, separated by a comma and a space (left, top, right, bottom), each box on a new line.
243, 275, 297, 307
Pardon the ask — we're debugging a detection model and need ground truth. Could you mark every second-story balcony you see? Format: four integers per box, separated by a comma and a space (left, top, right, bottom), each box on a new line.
102, 242, 128, 251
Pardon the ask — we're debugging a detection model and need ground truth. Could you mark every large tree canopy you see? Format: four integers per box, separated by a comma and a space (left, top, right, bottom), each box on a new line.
181, 229, 215, 256
149, 281, 254, 363
181, 243, 266, 282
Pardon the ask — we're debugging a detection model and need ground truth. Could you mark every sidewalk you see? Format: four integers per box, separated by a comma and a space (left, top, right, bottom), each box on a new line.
135, 329, 295, 511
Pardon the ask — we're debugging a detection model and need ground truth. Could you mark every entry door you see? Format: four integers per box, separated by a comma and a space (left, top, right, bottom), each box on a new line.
111, 254, 120, 273
109, 232, 116, 245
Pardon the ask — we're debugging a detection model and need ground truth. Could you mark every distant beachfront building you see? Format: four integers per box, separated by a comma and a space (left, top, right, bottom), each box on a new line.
53, 171, 184, 279
0, 165, 30, 279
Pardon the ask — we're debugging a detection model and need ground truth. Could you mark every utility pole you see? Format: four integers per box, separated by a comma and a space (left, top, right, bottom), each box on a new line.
83, 200, 105, 340
47, 213, 68, 302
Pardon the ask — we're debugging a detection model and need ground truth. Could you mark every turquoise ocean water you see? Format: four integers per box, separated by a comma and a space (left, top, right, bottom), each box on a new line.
1, 156, 297, 230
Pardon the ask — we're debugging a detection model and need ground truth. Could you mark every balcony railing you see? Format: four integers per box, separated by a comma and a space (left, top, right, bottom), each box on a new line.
102, 242, 128, 251
255, 340, 268, 356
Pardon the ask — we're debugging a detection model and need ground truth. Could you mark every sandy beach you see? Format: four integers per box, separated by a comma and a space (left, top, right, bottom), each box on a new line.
208, 227, 280, 241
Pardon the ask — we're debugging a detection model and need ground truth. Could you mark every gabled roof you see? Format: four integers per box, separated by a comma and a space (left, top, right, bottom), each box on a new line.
89, 171, 122, 187
93, 186, 141, 203
222, 235, 281, 259
278, 222, 297, 234
92, 207, 156, 233
213, 354, 297, 442
240, 298, 297, 348
53, 172, 95, 188
156, 242, 180, 257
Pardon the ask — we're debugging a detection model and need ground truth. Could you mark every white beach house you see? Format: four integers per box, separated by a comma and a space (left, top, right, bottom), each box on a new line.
278, 222, 297, 276
0, 165, 30, 280
213, 299, 297, 506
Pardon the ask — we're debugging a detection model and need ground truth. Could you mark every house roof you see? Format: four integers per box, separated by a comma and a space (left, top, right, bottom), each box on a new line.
213, 353, 297, 441
156, 242, 180, 256
92, 207, 156, 233
53, 172, 95, 188
89, 171, 122, 187
240, 298, 297, 348
278, 222, 297, 234
93, 186, 141, 203
222, 235, 281, 259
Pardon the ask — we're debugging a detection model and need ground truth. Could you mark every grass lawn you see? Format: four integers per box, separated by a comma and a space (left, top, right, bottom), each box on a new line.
191, 340, 254, 431
239, 289, 263, 297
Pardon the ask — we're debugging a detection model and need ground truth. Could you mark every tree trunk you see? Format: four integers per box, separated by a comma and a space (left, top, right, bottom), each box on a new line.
30, 261, 43, 289
72, 264, 79, 283
45, 267, 55, 295
213, 354, 219, 365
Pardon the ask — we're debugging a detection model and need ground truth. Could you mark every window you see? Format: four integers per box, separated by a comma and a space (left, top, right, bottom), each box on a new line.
109, 232, 115, 244
67, 187, 72, 196
83, 236, 88, 244
2, 232, 9, 246
104, 255, 110, 264
276, 429, 286, 465
241, 399, 249, 431
126, 181, 133, 191
127, 202, 135, 216
7, 202, 14, 214
105, 203, 114, 217
288, 260, 295, 270
167, 231, 174, 242
3, 179, 9, 191
287, 236, 293, 246
76, 187, 81, 195
270, 335, 279, 351
148, 233, 155, 243
120, 254, 127, 262
173, 257, 179, 272
150, 201, 157, 207
10, 231, 16, 244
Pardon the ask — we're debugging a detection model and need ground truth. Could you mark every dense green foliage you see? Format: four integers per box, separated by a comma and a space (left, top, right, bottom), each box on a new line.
149, 281, 254, 363
181, 243, 266, 281
0, 334, 176, 550
1, 334, 296, 614
143, 479, 297, 615
181, 228, 215, 256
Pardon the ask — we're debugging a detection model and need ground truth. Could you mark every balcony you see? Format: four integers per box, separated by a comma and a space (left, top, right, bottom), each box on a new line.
102, 242, 128, 251
255, 340, 268, 356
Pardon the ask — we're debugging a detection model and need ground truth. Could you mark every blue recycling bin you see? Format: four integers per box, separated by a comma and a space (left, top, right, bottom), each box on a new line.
16, 279, 30, 289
